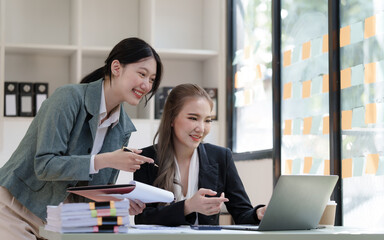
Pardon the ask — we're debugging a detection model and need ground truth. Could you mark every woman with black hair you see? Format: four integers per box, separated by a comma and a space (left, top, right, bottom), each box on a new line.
0, 37, 163, 239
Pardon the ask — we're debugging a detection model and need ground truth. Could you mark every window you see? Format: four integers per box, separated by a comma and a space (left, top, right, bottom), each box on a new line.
229, 0, 384, 227
229, 0, 273, 155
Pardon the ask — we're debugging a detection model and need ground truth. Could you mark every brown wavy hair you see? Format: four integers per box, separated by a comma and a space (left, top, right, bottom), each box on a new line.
153, 84, 213, 192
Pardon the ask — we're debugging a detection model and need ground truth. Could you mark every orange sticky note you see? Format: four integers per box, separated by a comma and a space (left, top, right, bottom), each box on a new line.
340, 25, 351, 47
283, 50, 292, 67
324, 159, 330, 175
285, 159, 293, 175
364, 15, 376, 39
364, 62, 376, 84
302, 41, 311, 60
302, 80, 311, 98
322, 34, 329, 53
323, 116, 330, 135
365, 103, 377, 124
283, 82, 292, 100
342, 158, 353, 179
340, 68, 352, 89
342, 110, 353, 130
365, 154, 379, 174
303, 117, 312, 135
234, 71, 240, 89
303, 157, 313, 174
256, 64, 262, 79
284, 119, 292, 135
322, 74, 329, 93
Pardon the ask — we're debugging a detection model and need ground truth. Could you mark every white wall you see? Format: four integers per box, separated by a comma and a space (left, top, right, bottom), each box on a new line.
235, 159, 273, 206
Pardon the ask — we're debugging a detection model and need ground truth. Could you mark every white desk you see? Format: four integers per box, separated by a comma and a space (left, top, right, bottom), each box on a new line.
40, 226, 384, 240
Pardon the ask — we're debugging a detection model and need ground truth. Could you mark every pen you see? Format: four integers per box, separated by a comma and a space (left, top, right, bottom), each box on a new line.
122, 147, 159, 168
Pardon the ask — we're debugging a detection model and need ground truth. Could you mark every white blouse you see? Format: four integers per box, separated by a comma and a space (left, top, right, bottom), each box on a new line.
174, 148, 200, 224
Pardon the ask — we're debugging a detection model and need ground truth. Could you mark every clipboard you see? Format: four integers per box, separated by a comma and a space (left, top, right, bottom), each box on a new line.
67, 180, 175, 203
67, 184, 135, 202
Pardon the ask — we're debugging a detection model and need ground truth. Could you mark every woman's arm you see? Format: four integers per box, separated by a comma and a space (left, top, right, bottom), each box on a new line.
222, 148, 263, 224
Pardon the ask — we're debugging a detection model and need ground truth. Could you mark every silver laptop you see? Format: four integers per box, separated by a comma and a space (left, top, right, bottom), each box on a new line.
222, 175, 338, 231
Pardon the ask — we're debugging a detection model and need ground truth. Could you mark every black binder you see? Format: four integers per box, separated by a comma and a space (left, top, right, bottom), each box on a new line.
34, 82, 48, 114
154, 87, 173, 119
18, 82, 35, 117
4, 82, 19, 117
204, 88, 218, 120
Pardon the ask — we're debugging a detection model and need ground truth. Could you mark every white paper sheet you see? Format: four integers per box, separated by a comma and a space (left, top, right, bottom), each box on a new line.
102, 180, 174, 203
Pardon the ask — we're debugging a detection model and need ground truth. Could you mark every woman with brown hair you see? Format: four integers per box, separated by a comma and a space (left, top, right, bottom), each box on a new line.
134, 83, 266, 226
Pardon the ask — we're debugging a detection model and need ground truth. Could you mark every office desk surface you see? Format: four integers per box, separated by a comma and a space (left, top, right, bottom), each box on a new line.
40, 226, 384, 240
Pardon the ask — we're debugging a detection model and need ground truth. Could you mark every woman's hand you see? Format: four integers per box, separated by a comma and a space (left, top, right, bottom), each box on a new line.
129, 199, 146, 215
184, 188, 229, 216
256, 206, 267, 220
94, 148, 154, 172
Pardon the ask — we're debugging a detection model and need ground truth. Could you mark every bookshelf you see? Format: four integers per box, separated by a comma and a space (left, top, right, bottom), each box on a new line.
0, 0, 226, 167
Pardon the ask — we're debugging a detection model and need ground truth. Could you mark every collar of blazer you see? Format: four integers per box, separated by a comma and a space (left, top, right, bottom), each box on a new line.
197, 144, 219, 191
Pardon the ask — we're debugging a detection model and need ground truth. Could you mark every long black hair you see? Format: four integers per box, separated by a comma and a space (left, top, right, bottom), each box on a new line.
81, 37, 163, 103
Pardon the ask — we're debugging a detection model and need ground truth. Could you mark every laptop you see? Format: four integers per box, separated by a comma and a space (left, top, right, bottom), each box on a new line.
221, 175, 338, 231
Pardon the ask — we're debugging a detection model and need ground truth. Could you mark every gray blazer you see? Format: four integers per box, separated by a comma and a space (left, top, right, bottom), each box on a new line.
0, 79, 136, 220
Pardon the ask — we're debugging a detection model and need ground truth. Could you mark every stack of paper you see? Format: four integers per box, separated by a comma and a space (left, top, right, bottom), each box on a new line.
45, 200, 130, 233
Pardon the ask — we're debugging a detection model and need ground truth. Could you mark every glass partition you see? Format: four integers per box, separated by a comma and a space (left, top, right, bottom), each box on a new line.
340, 0, 384, 228
231, 0, 273, 153
280, 0, 329, 175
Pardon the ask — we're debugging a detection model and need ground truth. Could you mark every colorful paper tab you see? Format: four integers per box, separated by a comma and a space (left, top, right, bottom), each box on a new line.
303, 157, 312, 174
342, 158, 353, 179
302, 41, 311, 60
311, 76, 323, 95
342, 110, 353, 130
292, 158, 301, 174
322, 74, 329, 93
353, 157, 364, 177
364, 15, 376, 39
365, 154, 379, 174
311, 116, 321, 135
303, 117, 312, 135
340, 25, 351, 47
311, 37, 323, 57
302, 80, 311, 98
351, 64, 364, 86
283, 50, 292, 67
283, 82, 292, 100
284, 119, 292, 135
341, 68, 352, 89
293, 118, 302, 135
352, 107, 365, 128
365, 62, 376, 84
310, 158, 323, 174
324, 159, 330, 175
350, 21, 364, 44
323, 115, 330, 135
377, 157, 384, 175
365, 103, 377, 124
322, 34, 329, 53
285, 159, 293, 175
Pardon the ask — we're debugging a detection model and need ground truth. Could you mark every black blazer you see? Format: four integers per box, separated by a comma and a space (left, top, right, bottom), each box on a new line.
134, 143, 263, 226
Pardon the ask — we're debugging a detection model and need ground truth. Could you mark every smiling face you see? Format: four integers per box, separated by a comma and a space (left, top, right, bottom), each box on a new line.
172, 97, 212, 153
112, 57, 157, 106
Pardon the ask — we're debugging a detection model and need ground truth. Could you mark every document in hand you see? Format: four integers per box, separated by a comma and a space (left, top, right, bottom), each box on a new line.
67, 180, 174, 203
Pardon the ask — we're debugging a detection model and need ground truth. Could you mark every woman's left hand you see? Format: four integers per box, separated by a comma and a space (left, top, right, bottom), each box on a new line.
129, 199, 146, 215
256, 206, 267, 220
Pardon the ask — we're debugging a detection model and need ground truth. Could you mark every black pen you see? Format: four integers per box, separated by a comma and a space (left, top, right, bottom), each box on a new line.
122, 147, 159, 168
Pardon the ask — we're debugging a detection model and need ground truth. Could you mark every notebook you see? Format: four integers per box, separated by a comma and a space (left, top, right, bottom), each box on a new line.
221, 175, 338, 231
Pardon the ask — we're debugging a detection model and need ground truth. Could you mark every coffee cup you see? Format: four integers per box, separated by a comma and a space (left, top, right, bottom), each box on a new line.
319, 200, 337, 226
